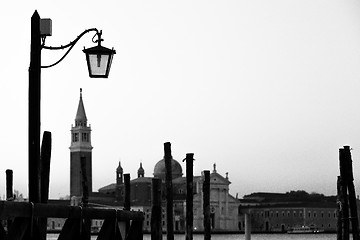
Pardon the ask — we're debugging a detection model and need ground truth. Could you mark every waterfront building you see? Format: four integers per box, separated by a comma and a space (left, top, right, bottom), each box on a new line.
238, 192, 339, 233
99, 161, 240, 233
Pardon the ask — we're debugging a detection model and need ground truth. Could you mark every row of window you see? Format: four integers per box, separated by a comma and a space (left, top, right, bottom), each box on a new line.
75, 121, 87, 127
72, 133, 90, 142
240, 221, 334, 229
253, 210, 337, 219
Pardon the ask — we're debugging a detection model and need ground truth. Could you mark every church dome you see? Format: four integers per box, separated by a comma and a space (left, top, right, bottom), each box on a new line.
153, 157, 183, 180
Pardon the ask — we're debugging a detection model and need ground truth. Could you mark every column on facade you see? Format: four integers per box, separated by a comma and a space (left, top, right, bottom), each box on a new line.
218, 188, 222, 216
225, 188, 229, 228
245, 212, 251, 240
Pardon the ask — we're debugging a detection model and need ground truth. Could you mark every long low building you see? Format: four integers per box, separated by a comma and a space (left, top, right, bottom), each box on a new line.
239, 202, 337, 232
237, 192, 344, 233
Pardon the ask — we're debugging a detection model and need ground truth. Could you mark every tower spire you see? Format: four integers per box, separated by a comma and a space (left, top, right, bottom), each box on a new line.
75, 88, 87, 127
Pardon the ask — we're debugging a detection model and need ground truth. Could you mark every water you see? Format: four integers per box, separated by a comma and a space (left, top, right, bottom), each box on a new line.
47, 233, 337, 240
167, 234, 336, 240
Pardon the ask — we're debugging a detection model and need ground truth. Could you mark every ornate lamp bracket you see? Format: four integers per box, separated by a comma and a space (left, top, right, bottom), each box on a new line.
41, 28, 102, 68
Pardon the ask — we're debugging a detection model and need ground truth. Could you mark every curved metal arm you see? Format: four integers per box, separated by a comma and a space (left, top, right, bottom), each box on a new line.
41, 28, 101, 68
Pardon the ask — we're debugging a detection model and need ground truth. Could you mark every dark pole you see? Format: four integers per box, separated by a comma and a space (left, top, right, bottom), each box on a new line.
185, 153, 194, 240
339, 148, 349, 240
124, 173, 131, 236
124, 173, 131, 210
39, 131, 52, 240
343, 146, 359, 240
6, 169, 13, 230
164, 142, 174, 240
29, 10, 42, 204
151, 178, 162, 240
203, 170, 211, 240
337, 176, 343, 240
40, 131, 52, 203
6, 169, 13, 200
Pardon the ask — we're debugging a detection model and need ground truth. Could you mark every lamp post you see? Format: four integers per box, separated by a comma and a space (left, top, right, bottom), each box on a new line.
29, 10, 116, 204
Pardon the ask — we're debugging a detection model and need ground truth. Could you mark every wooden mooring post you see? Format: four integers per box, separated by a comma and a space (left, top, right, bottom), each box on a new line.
338, 176, 344, 240
40, 131, 52, 240
185, 153, 194, 240
6, 170, 13, 201
5, 169, 13, 233
40, 131, 52, 205
124, 173, 131, 237
203, 170, 211, 240
124, 173, 131, 211
151, 178, 162, 240
338, 146, 359, 240
164, 142, 174, 240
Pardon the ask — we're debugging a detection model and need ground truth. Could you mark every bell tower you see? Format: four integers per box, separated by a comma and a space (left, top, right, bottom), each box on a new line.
70, 89, 93, 197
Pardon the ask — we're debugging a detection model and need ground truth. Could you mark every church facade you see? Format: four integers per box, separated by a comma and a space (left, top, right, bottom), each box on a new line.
99, 160, 240, 232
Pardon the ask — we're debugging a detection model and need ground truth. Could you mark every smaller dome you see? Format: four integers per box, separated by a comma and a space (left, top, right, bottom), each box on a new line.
153, 157, 183, 180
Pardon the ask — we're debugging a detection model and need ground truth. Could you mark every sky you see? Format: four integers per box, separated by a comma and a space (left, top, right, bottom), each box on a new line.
1, 0, 360, 200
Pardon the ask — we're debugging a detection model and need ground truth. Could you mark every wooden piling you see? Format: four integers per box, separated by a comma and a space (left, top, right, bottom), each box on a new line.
40, 131, 51, 204
185, 153, 194, 240
343, 146, 359, 240
124, 173, 131, 210
6, 169, 13, 200
164, 142, 174, 240
39, 131, 52, 240
203, 170, 211, 240
151, 178, 162, 240
6, 169, 13, 231
124, 173, 131, 236
339, 148, 350, 240
337, 176, 343, 240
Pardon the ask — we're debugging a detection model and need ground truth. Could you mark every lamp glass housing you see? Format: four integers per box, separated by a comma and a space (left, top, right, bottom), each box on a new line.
83, 45, 116, 78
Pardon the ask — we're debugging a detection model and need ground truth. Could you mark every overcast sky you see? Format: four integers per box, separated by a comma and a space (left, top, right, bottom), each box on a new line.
2, 0, 360, 199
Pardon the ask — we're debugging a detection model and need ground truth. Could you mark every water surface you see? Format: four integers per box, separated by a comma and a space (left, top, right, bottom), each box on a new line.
47, 233, 336, 240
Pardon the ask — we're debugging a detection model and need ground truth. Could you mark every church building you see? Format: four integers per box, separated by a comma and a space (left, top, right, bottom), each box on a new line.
99, 159, 240, 232
68, 89, 240, 233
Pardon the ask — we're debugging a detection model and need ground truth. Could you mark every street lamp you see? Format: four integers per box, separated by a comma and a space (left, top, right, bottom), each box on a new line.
41, 27, 116, 78
83, 31, 116, 78
29, 10, 116, 204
